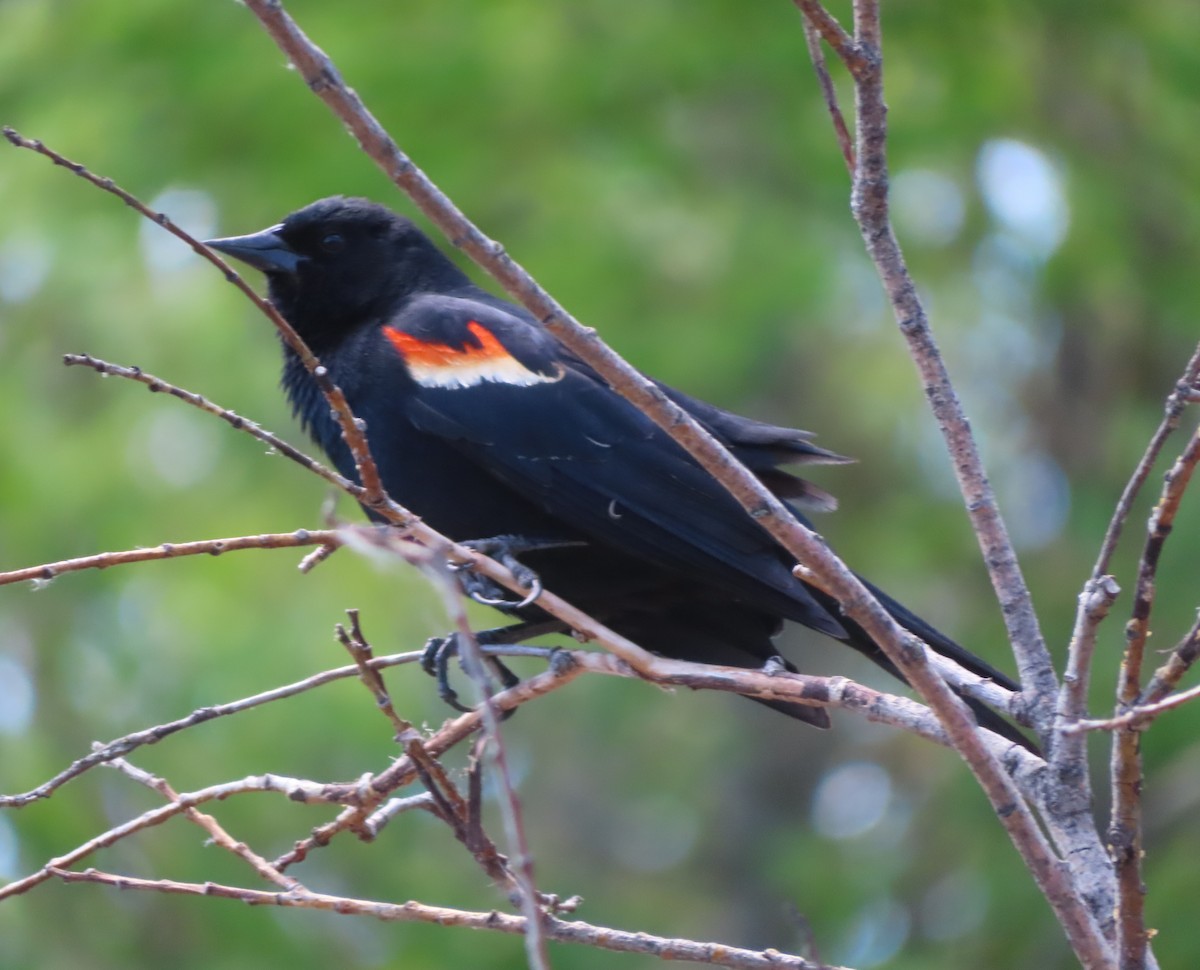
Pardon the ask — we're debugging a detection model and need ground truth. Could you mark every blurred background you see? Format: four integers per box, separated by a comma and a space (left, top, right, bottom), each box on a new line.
3, 1, 1200, 967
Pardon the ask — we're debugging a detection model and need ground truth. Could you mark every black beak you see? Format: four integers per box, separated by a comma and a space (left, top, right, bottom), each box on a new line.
204, 225, 304, 275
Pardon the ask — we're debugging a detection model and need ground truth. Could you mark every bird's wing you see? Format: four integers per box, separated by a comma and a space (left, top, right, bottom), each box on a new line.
652, 383, 854, 512
383, 294, 846, 637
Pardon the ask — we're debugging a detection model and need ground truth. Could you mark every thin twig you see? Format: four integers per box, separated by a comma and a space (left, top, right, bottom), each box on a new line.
446, 597, 551, 970
0, 773, 371, 901
796, 2, 1107, 964
0, 529, 337, 588
833, 4, 1058, 722
63, 352, 358, 494
1068, 682, 1200, 734
792, 1, 864, 77
361, 792, 442, 837
107, 757, 303, 891
270, 651, 593, 871
0, 649, 423, 807
1110, 424, 1200, 969
2, 127, 389, 513
299, 543, 339, 573
1139, 613, 1200, 707
48, 868, 841, 970
348, 531, 552, 968
1092, 375, 1200, 579
798, 10, 855, 174
1058, 576, 1120, 726
336, 609, 415, 739
334, 607, 524, 895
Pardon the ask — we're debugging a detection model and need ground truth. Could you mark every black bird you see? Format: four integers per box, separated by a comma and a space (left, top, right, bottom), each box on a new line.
207, 196, 1026, 744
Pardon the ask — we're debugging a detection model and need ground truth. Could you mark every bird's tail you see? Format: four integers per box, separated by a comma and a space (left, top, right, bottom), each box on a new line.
810, 577, 1037, 752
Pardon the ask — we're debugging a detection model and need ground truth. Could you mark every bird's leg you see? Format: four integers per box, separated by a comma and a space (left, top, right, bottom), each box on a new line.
421, 618, 568, 713
454, 534, 585, 609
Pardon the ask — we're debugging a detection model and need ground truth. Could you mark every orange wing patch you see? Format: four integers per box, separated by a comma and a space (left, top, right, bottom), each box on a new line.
384, 321, 563, 389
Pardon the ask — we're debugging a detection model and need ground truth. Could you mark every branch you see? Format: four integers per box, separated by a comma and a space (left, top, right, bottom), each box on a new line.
1049, 327, 1200, 952
792, 1, 863, 78
1045, 575, 1120, 934
0, 772, 371, 901
49, 868, 845, 970
795, 2, 1111, 963
0, 529, 336, 588
796, 7, 855, 173
271, 644, 1044, 872
1092, 376, 1200, 580
62, 352, 357, 493
0, 650, 405, 807
839, 4, 1057, 721
109, 757, 303, 891
335, 608, 541, 930
1069, 682, 1200, 734
1139, 613, 1200, 707
418, 551, 551, 970
1110, 423, 1200, 968
2, 127, 390, 514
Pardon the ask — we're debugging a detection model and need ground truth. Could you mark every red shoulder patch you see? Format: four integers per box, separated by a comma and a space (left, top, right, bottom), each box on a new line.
383, 321, 562, 389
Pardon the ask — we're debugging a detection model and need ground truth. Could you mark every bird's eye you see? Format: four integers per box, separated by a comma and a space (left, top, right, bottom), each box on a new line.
320, 232, 345, 253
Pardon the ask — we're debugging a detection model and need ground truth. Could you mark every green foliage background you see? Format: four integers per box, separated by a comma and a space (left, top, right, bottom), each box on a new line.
2, 1, 1199, 967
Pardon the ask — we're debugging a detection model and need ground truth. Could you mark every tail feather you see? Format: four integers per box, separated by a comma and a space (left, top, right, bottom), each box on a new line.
809, 577, 1037, 751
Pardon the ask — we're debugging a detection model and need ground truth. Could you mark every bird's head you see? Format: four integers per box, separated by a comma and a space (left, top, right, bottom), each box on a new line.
206, 196, 467, 351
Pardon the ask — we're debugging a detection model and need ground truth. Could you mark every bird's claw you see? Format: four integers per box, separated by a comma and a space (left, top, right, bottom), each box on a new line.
457, 534, 576, 609
420, 632, 521, 716
421, 634, 474, 712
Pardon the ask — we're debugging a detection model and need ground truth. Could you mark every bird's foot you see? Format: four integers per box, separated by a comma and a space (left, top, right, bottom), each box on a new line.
421, 630, 522, 714
455, 534, 583, 609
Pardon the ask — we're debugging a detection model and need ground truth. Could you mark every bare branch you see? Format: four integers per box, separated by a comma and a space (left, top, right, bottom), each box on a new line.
792, 1, 863, 78
0, 647, 428, 806
333, 607, 530, 906
48, 868, 846, 970
1043, 576, 1120, 933
271, 650, 592, 871
2, 127, 390, 513
1122, 425, 1200, 694
335, 609, 416, 739
0, 529, 336, 588
62, 352, 357, 494
1093, 376, 1200, 580
1069, 682, 1200, 734
1110, 423, 1200, 968
796, 8, 854, 172
0, 772, 370, 901
828, 4, 1058, 724
419, 551, 552, 970
789, 2, 1113, 963
108, 757, 302, 891
1140, 613, 1200, 707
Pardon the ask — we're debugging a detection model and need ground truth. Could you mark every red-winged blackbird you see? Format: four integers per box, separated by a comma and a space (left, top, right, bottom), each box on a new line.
207, 196, 1027, 745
